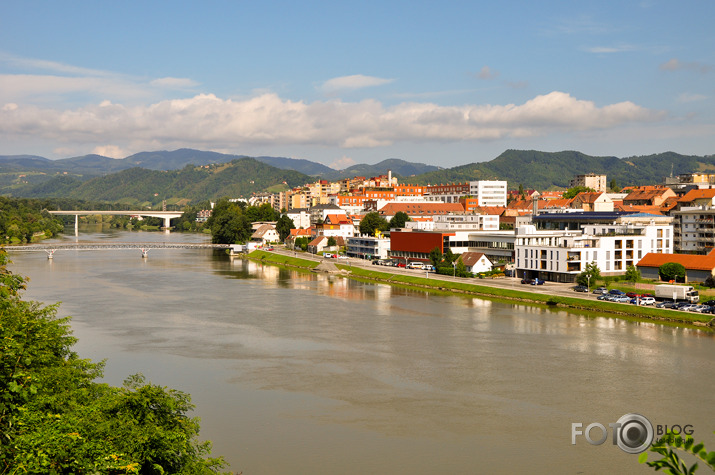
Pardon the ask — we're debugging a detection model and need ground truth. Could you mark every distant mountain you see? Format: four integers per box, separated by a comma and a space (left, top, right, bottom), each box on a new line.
323, 158, 441, 181
409, 150, 715, 189
253, 156, 335, 176
12, 158, 312, 205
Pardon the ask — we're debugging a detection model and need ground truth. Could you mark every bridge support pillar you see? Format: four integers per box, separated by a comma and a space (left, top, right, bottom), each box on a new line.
74, 215, 79, 236
163, 217, 171, 231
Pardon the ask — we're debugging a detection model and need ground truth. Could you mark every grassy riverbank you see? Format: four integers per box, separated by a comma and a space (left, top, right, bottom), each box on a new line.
247, 250, 714, 328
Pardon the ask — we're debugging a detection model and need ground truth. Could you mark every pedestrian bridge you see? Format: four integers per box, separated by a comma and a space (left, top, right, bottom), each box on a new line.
49, 210, 183, 231
3, 242, 231, 259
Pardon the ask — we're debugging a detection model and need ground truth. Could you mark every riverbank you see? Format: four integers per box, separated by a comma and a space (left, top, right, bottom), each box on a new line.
247, 250, 715, 329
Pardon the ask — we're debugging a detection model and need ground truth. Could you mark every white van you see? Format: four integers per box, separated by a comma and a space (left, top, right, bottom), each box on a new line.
408, 262, 425, 269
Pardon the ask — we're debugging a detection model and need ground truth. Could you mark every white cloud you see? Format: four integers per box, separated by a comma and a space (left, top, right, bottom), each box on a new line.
91, 145, 127, 158
660, 58, 711, 74
477, 66, 499, 80
0, 91, 664, 153
677, 93, 708, 103
320, 75, 395, 93
330, 156, 355, 169
150, 77, 200, 89
586, 44, 636, 54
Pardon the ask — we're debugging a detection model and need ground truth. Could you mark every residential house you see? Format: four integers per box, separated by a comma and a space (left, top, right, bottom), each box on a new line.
637, 249, 715, 283
347, 235, 391, 260
251, 224, 280, 246
571, 192, 614, 212
459, 252, 493, 274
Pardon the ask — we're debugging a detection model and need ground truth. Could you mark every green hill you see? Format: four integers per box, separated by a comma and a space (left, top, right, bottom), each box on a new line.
410, 150, 715, 189
14, 158, 312, 206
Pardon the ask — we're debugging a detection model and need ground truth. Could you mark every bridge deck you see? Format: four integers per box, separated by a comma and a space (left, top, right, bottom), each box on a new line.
3, 242, 230, 251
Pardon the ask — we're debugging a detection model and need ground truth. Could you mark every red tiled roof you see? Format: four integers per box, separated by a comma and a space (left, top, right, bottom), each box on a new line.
677, 189, 715, 203
636, 250, 715, 271
378, 202, 464, 216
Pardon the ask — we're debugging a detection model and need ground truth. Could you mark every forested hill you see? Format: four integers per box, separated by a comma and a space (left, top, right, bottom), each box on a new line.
13, 158, 312, 206
410, 150, 715, 189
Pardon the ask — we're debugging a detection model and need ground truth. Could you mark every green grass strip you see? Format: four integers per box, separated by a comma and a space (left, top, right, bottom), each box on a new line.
248, 250, 319, 269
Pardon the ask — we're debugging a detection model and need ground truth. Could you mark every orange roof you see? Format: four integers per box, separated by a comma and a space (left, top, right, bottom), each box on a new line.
637, 250, 715, 271
475, 206, 507, 215
378, 202, 464, 216
677, 189, 715, 203
324, 214, 352, 225
613, 203, 663, 215
573, 192, 604, 204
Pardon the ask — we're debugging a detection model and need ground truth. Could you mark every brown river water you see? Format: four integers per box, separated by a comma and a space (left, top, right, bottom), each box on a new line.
8, 228, 715, 474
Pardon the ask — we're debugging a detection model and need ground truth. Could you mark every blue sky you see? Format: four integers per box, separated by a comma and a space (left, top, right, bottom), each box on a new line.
1, 1, 713, 169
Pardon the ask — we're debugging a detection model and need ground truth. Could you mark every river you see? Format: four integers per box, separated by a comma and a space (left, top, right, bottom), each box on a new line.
7, 228, 715, 474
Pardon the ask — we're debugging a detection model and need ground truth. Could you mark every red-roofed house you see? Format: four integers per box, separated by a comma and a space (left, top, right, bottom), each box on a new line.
676, 189, 715, 209
459, 252, 493, 274
316, 214, 355, 238
571, 192, 613, 212
637, 249, 715, 282
623, 187, 676, 207
378, 202, 464, 220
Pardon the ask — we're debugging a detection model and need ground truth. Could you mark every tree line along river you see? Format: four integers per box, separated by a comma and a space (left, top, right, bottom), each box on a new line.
8, 227, 715, 474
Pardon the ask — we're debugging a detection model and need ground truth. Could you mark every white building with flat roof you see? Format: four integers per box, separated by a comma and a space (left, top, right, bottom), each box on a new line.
470, 180, 507, 207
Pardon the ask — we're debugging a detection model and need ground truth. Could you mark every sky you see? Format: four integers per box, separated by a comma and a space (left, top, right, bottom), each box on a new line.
0, 1, 713, 169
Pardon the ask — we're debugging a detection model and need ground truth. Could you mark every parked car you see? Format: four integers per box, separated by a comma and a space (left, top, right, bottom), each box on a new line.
396, 262, 406, 268
693, 305, 710, 313
408, 262, 424, 269
573, 285, 589, 292
639, 297, 656, 305
626, 292, 641, 298
703, 299, 715, 307
531, 278, 545, 285
608, 289, 626, 296
323, 253, 333, 258
680, 304, 698, 312
423, 265, 436, 272
521, 278, 533, 285
336, 254, 348, 260
597, 294, 609, 300
592, 287, 608, 294
615, 296, 631, 303
265, 246, 274, 251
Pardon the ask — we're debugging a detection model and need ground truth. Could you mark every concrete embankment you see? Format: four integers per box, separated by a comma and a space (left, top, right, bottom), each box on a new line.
246, 250, 715, 329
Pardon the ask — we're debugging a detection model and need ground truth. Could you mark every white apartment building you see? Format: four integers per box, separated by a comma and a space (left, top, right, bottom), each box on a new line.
516, 214, 673, 282
285, 208, 311, 229
347, 236, 391, 260
432, 214, 500, 231
672, 206, 715, 254
470, 180, 507, 207
569, 173, 607, 192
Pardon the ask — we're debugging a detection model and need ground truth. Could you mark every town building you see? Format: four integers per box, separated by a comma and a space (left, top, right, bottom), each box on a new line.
459, 252, 493, 274
432, 214, 500, 231
570, 173, 607, 192
636, 250, 715, 283
671, 206, 715, 254
346, 235, 391, 260
515, 212, 673, 282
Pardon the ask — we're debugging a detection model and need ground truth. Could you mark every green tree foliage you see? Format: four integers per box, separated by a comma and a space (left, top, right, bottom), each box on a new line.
294, 237, 309, 251
359, 212, 389, 236
206, 199, 252, 244
327, 236, 337, 247
388, 211, 410, 229
659, 262, 686, 282
610, 178, 620, 192
576, 262, 601, 287
563, 186, 595, 199
429, 247, 443, 269
0, 251, 226, 473
639, 430, 715, 474
0, 197, 64, 244
275, 215, 295, 241
624, 265, 641, 282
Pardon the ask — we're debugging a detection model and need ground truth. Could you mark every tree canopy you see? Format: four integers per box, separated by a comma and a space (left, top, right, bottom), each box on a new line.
0, 251, 226, 473
659, 262, 686, 282
359, 212, 389, 236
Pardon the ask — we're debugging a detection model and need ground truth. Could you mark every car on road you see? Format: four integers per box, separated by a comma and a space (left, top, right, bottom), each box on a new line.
323, 253, 333, 258
626, 292, 641, 298
639, 297, 656, 305
265, 246, 274, 251
608, 289, 626, 296
336, 254, 348, 260
521, 278, 533, 285
592, 287, 608, 294
573, 285, 588, 292
531, 278, 545, 285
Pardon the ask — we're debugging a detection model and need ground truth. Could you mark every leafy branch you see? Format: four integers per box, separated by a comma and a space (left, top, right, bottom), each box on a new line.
639, 431, 715, 474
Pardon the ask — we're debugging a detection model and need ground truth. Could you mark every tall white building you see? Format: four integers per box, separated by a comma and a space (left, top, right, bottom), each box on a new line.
515, 213, 673, 282
470, 180, 507, 207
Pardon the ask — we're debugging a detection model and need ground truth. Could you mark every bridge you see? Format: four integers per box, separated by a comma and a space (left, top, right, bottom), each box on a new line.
49, 210, 184, 232
3, 242, 231, 259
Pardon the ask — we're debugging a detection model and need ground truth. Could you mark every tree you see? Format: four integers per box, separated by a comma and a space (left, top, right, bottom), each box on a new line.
563, 186, 595, 199
429, 247, 443, 268
207, 198, 252, 244
624, 265, 640, 282
275, 215, 295, 241
0, 251, 227, 472
576, 262, 601, 287
610, 178, 620, 192
327, 236, 337, 247
359, 212, 389, 236
389, 211, 410, 229
659, 262, 686, 282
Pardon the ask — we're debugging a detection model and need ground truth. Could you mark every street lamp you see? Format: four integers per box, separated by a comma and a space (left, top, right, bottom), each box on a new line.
586, 273, 592, 293
452, 261, 456, 277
